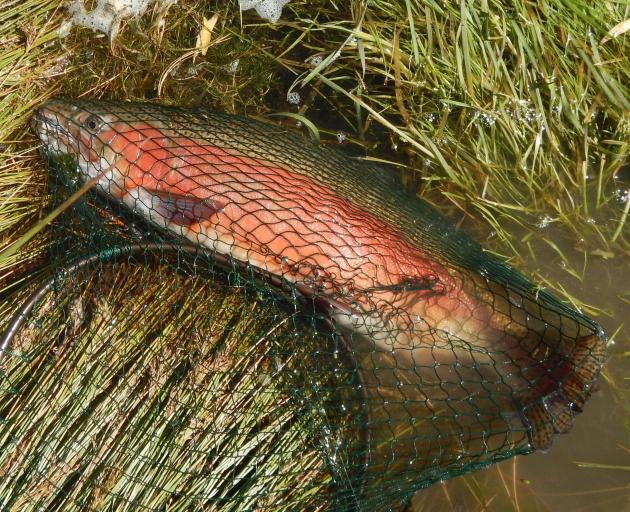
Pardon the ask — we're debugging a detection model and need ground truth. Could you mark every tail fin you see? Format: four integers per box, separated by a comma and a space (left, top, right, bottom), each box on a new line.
521, 333, 605, 449
323, 270, 606, 506
469, 274, 607, 450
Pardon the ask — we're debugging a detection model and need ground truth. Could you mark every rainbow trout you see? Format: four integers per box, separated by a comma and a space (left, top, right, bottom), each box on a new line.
31, 99, 605, 466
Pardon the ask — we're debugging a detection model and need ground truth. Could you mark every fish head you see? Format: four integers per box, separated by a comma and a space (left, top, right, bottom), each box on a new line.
31, 98, 144, 198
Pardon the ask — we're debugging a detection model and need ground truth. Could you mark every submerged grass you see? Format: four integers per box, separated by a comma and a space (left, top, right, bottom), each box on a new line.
0, 0, 629, 510
0, 258, 359, 511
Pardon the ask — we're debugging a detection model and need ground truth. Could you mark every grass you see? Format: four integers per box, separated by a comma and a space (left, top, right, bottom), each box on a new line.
0, 259, 346, 511
0, 242, 374, 509
0, 0, 629, 510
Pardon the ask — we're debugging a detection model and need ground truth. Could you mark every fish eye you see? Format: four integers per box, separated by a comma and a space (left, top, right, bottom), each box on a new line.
83, 114, 102, 133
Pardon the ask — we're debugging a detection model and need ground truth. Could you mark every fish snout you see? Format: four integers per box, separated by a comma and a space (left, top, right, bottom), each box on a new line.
31, 100, 82, 155
31, 99, 79, 135
30, 107, 49, 138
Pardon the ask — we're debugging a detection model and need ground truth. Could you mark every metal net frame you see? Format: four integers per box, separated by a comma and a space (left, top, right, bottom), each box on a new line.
0, 98, 607, 511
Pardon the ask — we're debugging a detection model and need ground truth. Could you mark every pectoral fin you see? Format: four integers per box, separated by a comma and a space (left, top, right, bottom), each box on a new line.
149, 190, 226, 226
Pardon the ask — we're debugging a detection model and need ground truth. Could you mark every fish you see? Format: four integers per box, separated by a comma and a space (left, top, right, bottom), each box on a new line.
31, 98, 606, 479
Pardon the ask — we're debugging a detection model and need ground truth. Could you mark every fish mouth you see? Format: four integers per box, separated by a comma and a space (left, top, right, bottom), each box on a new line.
31, 101, 78, 155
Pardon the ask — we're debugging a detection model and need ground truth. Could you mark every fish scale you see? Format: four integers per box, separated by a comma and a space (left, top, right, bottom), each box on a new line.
31, 98, 606, 495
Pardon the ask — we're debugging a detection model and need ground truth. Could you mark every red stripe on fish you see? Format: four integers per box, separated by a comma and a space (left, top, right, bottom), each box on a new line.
99, 122, 461, 300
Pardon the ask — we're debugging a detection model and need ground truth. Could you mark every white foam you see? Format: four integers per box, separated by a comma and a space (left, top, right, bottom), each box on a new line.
68, 0, 166, 38
239, 0, 290, 23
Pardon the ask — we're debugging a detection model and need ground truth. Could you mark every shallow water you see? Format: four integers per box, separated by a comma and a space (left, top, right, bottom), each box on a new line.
411, 227, 629, 512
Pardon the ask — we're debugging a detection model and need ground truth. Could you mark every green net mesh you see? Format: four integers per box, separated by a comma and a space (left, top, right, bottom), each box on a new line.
0, 98, 607, 511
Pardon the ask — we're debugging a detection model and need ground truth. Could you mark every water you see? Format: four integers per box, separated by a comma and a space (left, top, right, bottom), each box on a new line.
411, 226, 629, 512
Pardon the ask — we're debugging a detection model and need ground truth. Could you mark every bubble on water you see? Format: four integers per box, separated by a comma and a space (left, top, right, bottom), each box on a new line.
508, 98, 540, 126
68, 0, 153, 39
537, 214, 553, 228
479, 112, 496, 126
614, 188, 629, 204
239, 0, 290, 23
226, 59, 239, 74
287, 91, 301, 105
309, 55, 323, 66
424, 112, 437, 124
520, 100, 538, 123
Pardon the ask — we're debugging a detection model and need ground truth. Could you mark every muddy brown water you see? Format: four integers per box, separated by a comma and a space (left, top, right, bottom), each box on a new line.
411, 227, 630, 512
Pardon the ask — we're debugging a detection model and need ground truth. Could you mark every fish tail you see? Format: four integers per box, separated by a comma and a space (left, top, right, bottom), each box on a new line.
562, 332, 606, 409
519, 331, 605, 449
463, 274, 607, 450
